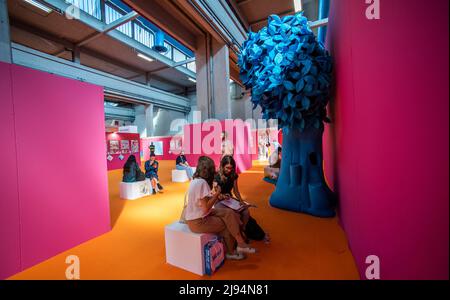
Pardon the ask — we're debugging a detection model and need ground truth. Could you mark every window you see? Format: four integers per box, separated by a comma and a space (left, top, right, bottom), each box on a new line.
66, 0, 102, 20
134, 23, 154, 48
163, 42, 173, 59
187, 61, 196, 73
173, 48, 187, 63
105, 4, 132, 37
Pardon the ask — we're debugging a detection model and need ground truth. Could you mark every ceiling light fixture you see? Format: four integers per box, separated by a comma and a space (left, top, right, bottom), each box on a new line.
24, 0, 53, 13
137, 52, 154, 62
188, 77, 196, 83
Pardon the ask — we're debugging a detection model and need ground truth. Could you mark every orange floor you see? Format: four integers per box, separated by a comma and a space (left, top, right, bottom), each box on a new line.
9, 160, 359, 280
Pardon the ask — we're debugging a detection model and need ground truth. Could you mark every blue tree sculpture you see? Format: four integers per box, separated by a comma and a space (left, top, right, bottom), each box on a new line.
238, 12, 335, 217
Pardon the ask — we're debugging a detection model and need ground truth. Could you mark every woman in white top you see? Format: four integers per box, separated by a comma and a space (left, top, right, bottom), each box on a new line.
185, 156, 256, 260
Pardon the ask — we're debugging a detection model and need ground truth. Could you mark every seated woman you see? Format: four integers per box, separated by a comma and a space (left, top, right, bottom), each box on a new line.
122, 155, 146, 183
176, 150, 193, 180
214, 155, 270, 243
145, 153, 163, 194
185, 156, 257, 260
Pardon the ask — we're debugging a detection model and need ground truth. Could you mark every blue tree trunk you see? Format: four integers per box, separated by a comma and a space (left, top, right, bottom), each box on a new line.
269, 127, 336, 217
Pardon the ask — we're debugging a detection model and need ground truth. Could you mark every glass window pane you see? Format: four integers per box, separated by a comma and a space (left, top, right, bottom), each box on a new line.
163, 42, 172, 59
187, 61, 196, 73
65, 0, 102, 19
173, 48, 186, 63
105, 4, 132, 37
134, 23, 154, 48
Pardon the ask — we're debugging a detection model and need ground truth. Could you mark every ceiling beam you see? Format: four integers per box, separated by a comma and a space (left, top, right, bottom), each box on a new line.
54, 11, 139, 56
236, 0, 253, 6
148, 57, 196, 74
77, 11, 139, 47
227, 0, 250, 30
10, 19, 187, 89
309, 17, 329, 29
249, 9, 294, 27
122, 0, 200, 52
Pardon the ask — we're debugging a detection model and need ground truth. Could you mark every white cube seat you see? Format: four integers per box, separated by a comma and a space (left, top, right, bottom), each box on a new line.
119, 178, 152, 200
172, 167, 196, 183
165, 221, 217, 275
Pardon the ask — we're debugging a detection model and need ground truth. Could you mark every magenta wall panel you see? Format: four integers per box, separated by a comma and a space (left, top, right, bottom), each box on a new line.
324, 0, 449, 279
0, 62, 22, 279
0, 64, 111, 276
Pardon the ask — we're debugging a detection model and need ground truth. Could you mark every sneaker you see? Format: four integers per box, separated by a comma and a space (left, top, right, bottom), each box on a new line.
157, 183, 163, 190
236, 245, 257, 254
225, 252, 246, 260
152, 190, 156, 195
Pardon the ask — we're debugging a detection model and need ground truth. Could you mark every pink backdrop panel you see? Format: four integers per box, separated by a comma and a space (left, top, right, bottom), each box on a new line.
106, 132, 141, 170
11, 64, 111, 270
0, 62, 21, 279
324, 0, 449, 279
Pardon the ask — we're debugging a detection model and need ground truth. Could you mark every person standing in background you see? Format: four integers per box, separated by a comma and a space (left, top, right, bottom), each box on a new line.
221, 131, 234, 158
149, 142, 156, 156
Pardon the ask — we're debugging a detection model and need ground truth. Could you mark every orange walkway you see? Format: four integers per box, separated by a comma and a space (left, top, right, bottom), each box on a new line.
9, 160, 359, 280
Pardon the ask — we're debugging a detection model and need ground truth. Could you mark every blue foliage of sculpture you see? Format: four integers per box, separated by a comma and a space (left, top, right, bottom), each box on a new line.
238, 12, 332, 131
238, 12, 336, 217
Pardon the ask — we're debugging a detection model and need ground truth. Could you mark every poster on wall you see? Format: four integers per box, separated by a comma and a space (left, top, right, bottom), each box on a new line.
131, 140, 139, 154
109, 140, 120, 154
153, 141, 163, 155
120, 140, 130, 153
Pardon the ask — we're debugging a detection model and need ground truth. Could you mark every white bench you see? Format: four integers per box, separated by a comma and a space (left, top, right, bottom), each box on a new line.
165, 221, 216, 275
172, 167, 196, 183
119, 178, 152, 200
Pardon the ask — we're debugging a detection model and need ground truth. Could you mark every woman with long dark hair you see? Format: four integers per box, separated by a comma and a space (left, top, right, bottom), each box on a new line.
122, 155, 145, 183
185, 156, 257, 260
215, 155, 270, 243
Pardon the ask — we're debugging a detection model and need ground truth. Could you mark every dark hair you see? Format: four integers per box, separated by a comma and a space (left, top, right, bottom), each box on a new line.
278, 146, 282, 152
219, 155, 237, 182
193, 156, 216, 187
124, 155, 137, 173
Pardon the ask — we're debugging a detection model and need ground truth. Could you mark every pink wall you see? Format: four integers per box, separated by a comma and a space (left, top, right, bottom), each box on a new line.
324, 0, 449, 279
0, 62, 110, 279
106, 132, 141, 170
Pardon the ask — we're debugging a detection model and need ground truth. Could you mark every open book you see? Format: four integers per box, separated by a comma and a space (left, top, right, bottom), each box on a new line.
220, 197, 257, 212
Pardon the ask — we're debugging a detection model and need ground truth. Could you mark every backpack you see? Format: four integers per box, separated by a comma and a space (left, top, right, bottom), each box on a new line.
244, 216, 265, 241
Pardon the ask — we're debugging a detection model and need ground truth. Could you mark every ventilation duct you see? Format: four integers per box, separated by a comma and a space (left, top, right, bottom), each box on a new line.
152, 31, 168, 53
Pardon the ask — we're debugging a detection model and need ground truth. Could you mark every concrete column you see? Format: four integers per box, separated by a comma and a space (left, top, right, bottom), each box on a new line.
211, 39, 231, 120
145, 104, 154, 137
195, 34, 211, 122
0, 0, 12, 63
133, 103, 154, 138
134, 105, 147, 138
